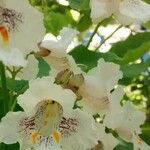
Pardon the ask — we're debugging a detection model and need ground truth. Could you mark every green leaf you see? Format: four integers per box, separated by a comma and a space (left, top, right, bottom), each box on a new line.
141, 123, 150, 145
44, 12, 74, 35
144, 0, 150, 4
68, 0, 90, 10
121, 59, 150, 78
119, 59, 150, 85
6, 79, 28, 92
0, 143, 19, 150
110, 32, 150, 64
37, 57, 50, 77
77, 12, 92, 32
114, 143, 133, 150
70, 45, 121, 71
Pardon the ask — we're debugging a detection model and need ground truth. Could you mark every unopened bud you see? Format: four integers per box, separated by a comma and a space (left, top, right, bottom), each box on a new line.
69, 74, 84, 87
55, 69, 72, 85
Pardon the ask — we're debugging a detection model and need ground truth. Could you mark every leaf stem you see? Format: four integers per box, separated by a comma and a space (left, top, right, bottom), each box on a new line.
86, 21, 104, 48
96, 25, 123, 50
0, 62, 9, 114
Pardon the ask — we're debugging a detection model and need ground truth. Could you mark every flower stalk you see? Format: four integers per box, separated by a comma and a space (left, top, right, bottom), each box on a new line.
0, 62, 9, 115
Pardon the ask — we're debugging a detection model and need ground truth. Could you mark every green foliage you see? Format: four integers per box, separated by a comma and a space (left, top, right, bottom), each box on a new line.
68, 0, 90, 10
110, 32, 150, 64
70, 45, 121, 71
141, 123, 150, 145
114, 144, 133, 150
76, 12, 92, 32
37, 57, 51, 77
44, 11, 74, 35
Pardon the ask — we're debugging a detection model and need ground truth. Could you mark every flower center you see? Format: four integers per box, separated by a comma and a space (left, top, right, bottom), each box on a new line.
34, 100, 63, 137
19, 100, 63, 145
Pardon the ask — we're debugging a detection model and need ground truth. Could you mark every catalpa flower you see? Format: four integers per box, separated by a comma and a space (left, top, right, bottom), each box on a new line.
96, 124, 119, 150
0, 77, 99, 150
0, 0, 45, 53
104, 101, 146, 142
0, 0, 43, 80
90, 0, 150, 25
78, 59, 123, 114
39, 27, 80, 73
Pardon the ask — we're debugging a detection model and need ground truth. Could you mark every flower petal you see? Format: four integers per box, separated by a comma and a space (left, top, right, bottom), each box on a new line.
4, 0, 45, 53
88, 59, 123, 92
18, 77, 76, 117
0, 48, 27, 67
17, 55, 39, 80
90, 0, 112, 23
0, 111, 26, 144
40, 27, 77, 58
60, 109, 99, 150
118, 0, 150, 25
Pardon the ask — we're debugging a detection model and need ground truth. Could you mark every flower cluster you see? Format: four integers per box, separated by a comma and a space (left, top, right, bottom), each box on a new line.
0, 0, 150, 150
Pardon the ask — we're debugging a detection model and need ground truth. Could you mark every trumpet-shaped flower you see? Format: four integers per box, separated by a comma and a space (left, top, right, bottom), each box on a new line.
90, 0, 150, 25
0, 0, 42, 80
39, 27, 80, 73
40, 27, 77, 58
104, 101, 146, 142
94, 124, 119, 150
0, 0, 45, 53
78, 59, 123, 114
0, 77, 99, 150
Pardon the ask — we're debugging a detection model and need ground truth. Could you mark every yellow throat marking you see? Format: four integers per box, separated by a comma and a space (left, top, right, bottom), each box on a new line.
52, 131, 61, 144
0, 26, 9, 46
31, 132, 40, 144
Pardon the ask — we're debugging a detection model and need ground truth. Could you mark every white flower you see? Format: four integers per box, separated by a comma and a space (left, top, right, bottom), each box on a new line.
104, 101, 146, 142
39, 27, 79, 72
0, 111, 62, 150
0, 77, 99, 150
132, 133, 150, 150
96, 124, 119, 150
59, 109, 99, 150
78, 59, 123, 114
0, 0, 45, 53
17, 55, 39, 80
40, 27, 78, 58
0, 111, 26, 145
18, 77, 75, 117
90, 0, 150, 25
0, 48, 27, 67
